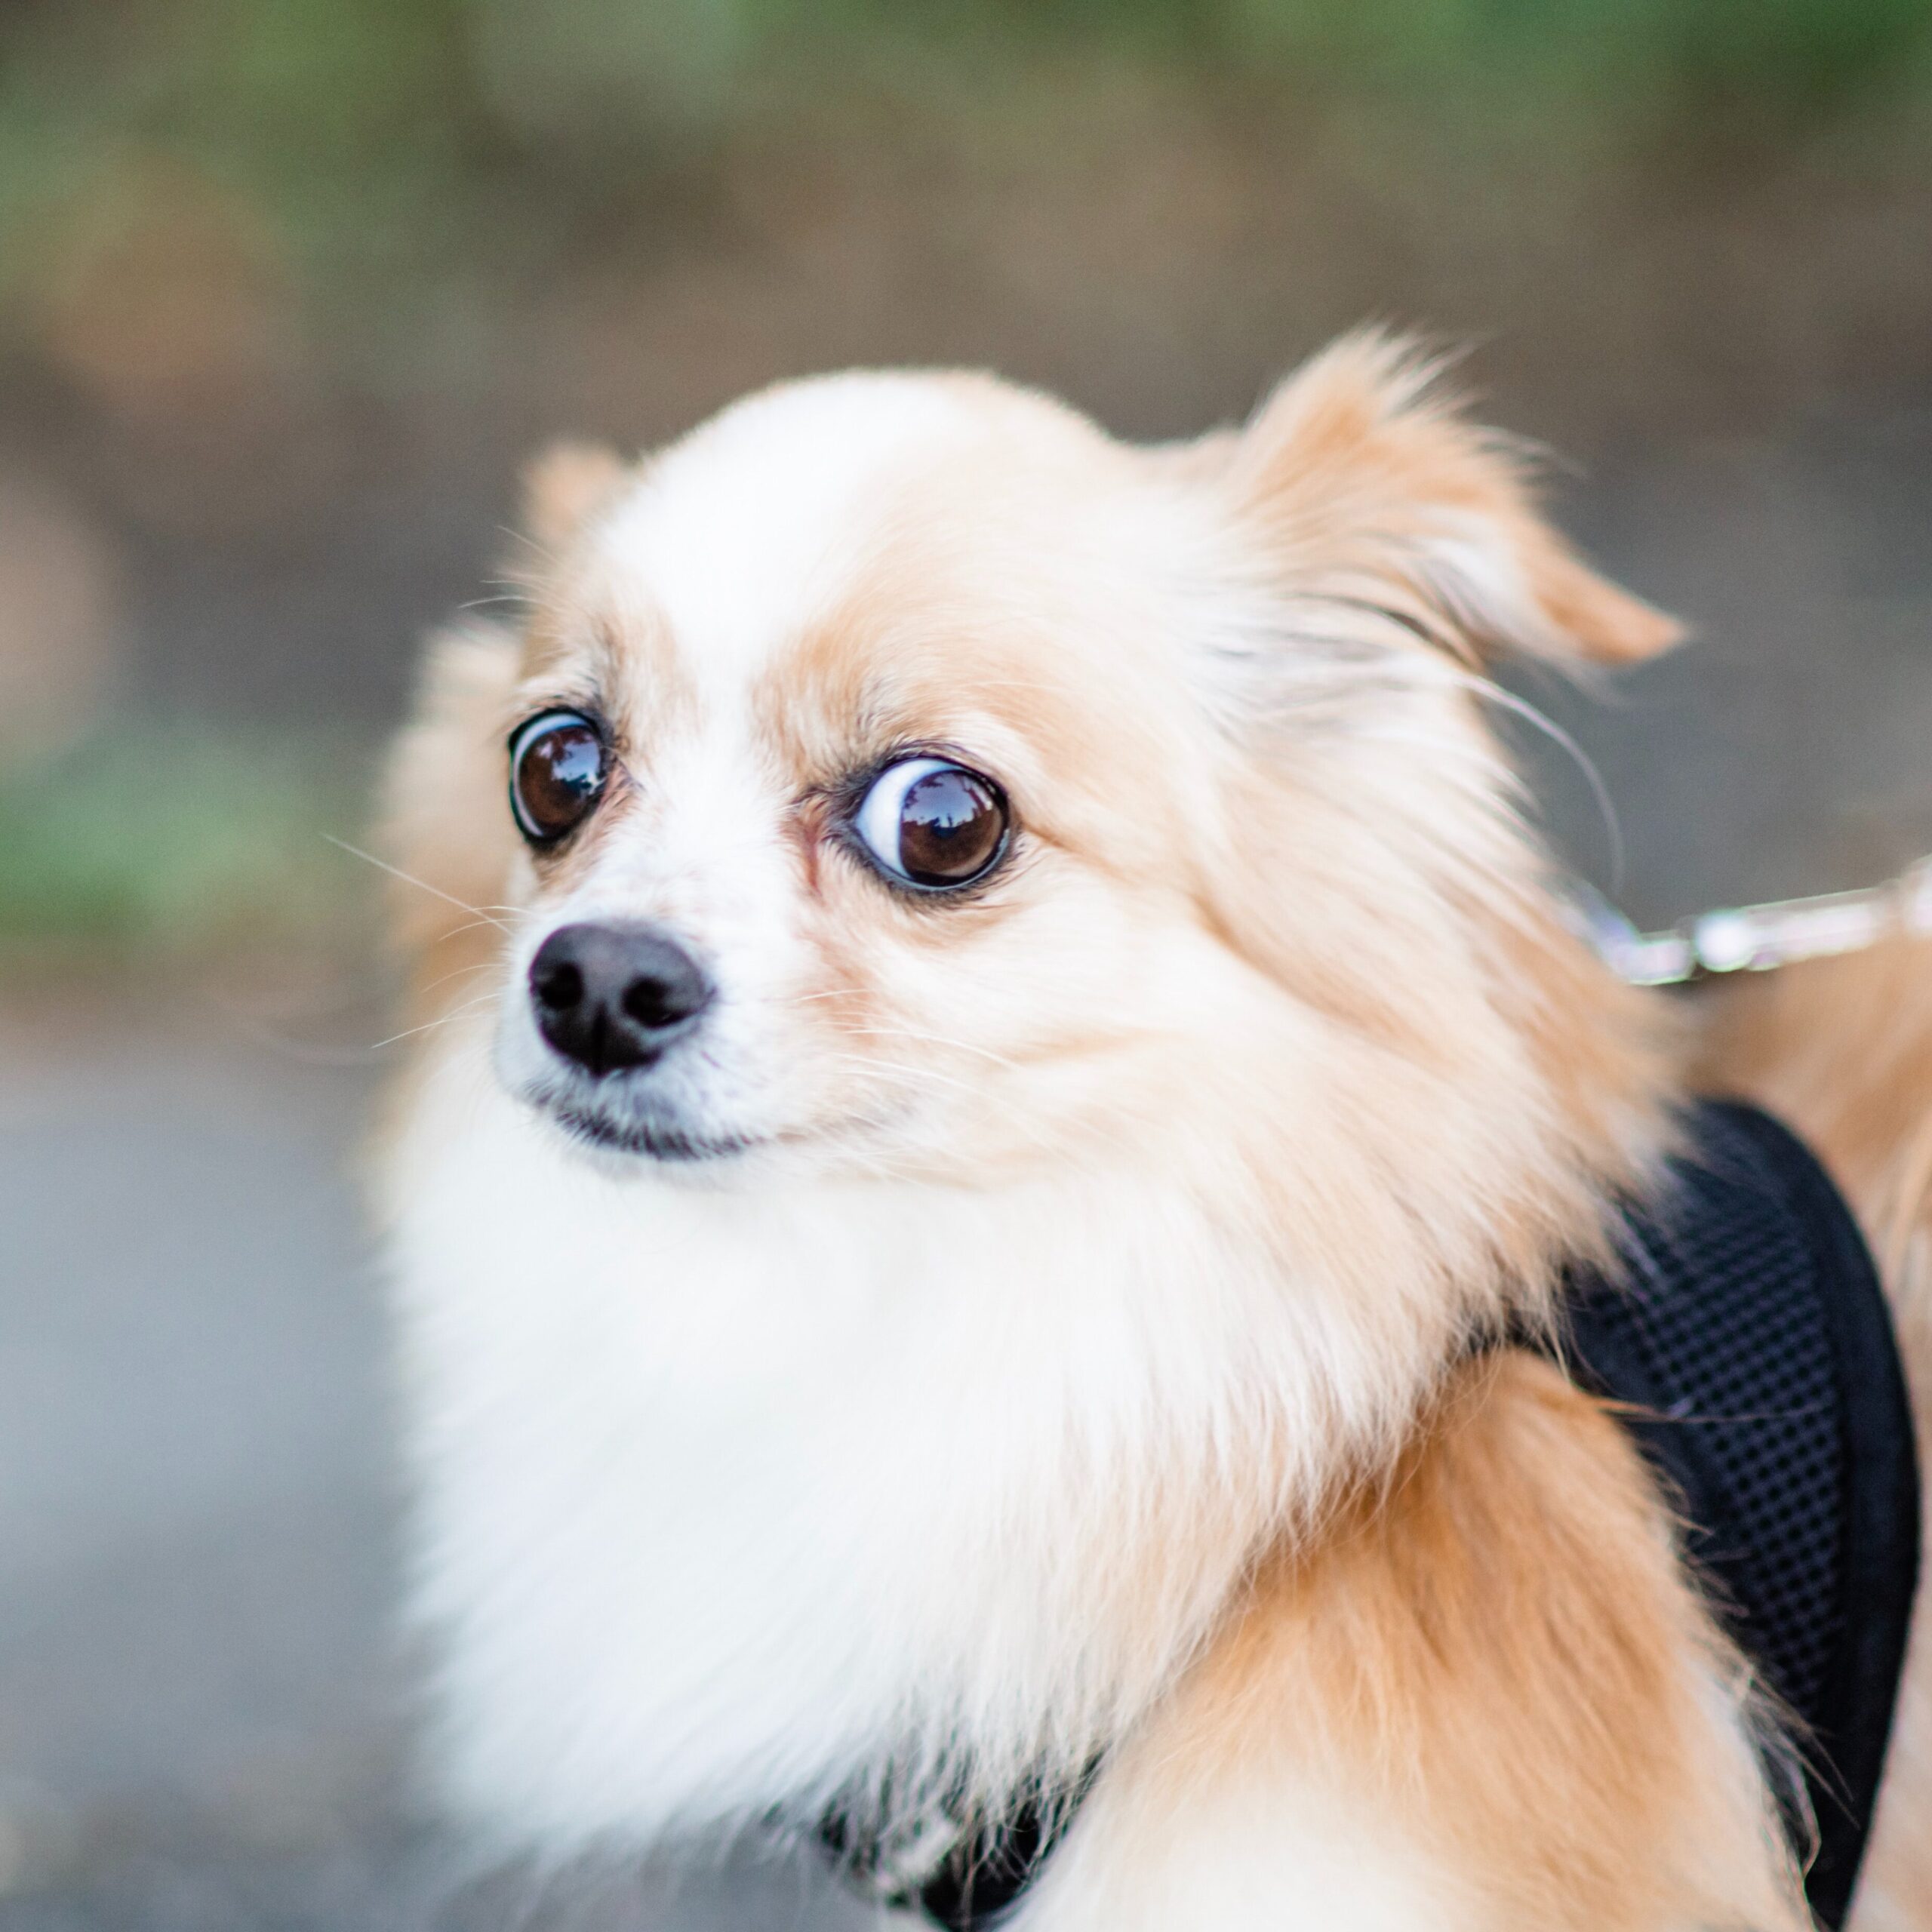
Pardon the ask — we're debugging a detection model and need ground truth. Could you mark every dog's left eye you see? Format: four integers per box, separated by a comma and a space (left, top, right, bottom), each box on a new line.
509, 710, 608, 844
854, 756, 1010, 891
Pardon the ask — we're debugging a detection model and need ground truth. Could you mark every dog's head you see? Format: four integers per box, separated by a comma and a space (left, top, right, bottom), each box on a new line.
384, 335, 1675, 1301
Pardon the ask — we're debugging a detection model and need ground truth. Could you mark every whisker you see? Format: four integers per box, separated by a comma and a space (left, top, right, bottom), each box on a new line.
418, 959, 503, 996
325, 835, 514, 933
816, 1052, 991, 1106
1457, 675, 1625, 891
831, 1024, 1021, 1071
495, 525, 563, 571
427, 914, 522, 947
369, 991, 500, 1052
218, 1012, 394, 1069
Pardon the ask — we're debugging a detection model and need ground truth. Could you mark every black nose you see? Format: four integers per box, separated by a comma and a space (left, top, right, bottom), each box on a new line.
528, 921, 715, 1076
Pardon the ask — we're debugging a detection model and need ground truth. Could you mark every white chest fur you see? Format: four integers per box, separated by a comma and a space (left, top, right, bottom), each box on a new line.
383, 1029, 1366, 1854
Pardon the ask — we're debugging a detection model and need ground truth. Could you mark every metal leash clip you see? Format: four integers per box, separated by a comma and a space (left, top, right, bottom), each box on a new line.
1570, 857, 1932, 988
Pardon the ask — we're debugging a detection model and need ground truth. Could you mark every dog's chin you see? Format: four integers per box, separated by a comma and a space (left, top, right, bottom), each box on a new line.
556, 1107, 757, 1164
520, 1086, 763, 1171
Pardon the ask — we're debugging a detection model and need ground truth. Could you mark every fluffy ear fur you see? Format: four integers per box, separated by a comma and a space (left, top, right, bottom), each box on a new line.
1225, 332, 1680, 667
520, 440, 628, 556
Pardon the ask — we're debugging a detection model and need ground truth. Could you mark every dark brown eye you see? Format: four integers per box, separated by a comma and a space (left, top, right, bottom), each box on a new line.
854, 756, 1010, 891
509, 711, 608, 844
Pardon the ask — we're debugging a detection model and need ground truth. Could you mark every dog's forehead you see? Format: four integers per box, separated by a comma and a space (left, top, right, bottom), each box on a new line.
553, 372, 1203, 816
589, 374, 1008, 700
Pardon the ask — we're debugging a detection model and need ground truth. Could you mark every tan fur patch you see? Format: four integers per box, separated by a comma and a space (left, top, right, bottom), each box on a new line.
521, 440, 627, 556
1069, 1353, 1803, 1930
1226, 331, 1681, 667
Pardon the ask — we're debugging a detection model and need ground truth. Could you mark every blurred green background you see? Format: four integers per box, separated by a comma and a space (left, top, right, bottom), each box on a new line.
2, 0, 1930, 962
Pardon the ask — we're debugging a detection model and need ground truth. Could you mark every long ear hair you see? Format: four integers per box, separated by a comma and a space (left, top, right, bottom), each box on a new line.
1173, 332, 1681, 1309
1225, 331, 1681, 667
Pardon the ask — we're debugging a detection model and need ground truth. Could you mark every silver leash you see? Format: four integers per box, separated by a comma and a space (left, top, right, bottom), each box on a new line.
1571, 858, 1932, 988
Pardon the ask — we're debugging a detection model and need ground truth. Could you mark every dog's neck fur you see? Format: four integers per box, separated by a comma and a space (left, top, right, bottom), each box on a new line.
384, 894, 1664, 1858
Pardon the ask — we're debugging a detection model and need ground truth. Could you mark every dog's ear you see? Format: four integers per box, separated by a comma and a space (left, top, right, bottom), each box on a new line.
377, 618, 522, 986
1223, 332, 1679, 666
520, 440, 628, 555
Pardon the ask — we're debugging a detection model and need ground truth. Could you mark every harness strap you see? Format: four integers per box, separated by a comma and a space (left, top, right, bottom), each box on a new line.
1555, 1102, 1918, 1925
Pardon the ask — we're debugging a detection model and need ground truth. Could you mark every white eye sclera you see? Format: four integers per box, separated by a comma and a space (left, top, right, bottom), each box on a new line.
509, 709, 608, 844
853, 756, 1010, 891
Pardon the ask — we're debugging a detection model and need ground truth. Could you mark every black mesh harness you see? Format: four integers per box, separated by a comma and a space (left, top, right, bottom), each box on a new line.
826, 1101, 1920, 1928
1557, 1100, 1918, 1924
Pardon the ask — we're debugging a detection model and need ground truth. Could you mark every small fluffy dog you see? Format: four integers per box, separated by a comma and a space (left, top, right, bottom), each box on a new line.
374, 336, 1930, 1928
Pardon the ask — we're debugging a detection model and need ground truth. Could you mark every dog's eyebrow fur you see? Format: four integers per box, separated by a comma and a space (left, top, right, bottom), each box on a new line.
520, 586, 701, 755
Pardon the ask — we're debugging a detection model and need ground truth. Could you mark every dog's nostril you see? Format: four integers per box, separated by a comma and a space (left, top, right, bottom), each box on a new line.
623, 977, 675, 1030
622, 970, 706, 1031
532, 961, 585, 1012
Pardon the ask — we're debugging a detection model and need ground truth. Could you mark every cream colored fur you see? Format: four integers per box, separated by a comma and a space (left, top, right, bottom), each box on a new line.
373, 335, 1915, 1927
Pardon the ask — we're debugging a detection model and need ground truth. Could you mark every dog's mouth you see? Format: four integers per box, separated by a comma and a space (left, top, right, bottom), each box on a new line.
552, 1105, 758, 1163
501, 1029, 781, 1167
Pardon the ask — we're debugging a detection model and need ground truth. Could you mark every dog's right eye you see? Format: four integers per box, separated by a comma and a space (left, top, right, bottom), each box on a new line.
853, 755, 1010, 891
509, 711, 608, 844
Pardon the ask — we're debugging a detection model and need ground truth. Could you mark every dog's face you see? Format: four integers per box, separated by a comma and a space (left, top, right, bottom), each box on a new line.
485, 374, 1274, 1182
392, 340, 1677, 1231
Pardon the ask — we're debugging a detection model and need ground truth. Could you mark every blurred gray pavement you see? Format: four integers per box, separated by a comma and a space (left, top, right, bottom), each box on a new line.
0, 996, 869, 1930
